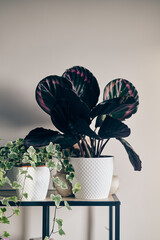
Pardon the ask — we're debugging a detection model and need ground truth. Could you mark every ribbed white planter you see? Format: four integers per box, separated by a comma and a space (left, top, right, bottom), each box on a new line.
13, 166, 50, 201
70, 156, 113, 199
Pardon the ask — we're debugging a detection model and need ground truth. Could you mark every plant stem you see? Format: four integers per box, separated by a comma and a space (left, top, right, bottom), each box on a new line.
77, 140, 84, 157
98, 140, 104, 157
100, 138, 110, 155
81, 137, 91, 158
49, 206, 57, 237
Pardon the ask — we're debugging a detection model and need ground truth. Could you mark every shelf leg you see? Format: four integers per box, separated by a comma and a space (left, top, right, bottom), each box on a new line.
109, 206, 113, 240
115, 203, 120, 240
42, 205, 50, 240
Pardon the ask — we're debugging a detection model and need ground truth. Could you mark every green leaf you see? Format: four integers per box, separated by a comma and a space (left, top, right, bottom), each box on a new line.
22, 155, 29, 163
59, 228, 65, 236
27, 146, 36, 156
56, 162, 62, 172
66, 173, 74, 182
26, 174, 33, 180
50, 194, 62, 207
1, 198, 10, 206
64, 201, 72, 210
46, 159, 56, 168
52, 177, 60, 186
19, 169, 28, 175
8, 151, 17, 159
72, 182, 82, 194
12, 181, 22, 189
3, 230, 10, 238
44, 237, 49, 240
0, 216, 10, 224
8, 196, 18, 203
0, 208, 6, 217
6, 141, 14, 148
0, 208, 6, 213
12, 208, 20, 216
22, 193, 28, 199
30, 161, 36, 169
61, 181, 68, 190
56, 218, 63, 229
46, 142, 55, 153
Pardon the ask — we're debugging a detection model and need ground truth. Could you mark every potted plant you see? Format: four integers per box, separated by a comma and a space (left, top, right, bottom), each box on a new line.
24, 66, 142, 199
0, 139, 73, 238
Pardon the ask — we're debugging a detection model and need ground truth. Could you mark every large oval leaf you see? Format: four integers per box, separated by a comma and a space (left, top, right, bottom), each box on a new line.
98, 116, 131, 138
103, 78, 139, 120
24, 127, 78, 149
62, 66, 100, 109
36, 75, 73, 114
50, 87, 92, 135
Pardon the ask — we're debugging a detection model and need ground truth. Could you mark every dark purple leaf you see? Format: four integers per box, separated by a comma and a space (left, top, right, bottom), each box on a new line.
91, 97, 136, 119
36, 75, 73, 115
73, 119, 99, 138
50, 88, 91, 134
98, 116, 131, 138
103, 78, 139, 120
62, 66, 100, 109
24, 127, 78, 149
117, 138, 142, 171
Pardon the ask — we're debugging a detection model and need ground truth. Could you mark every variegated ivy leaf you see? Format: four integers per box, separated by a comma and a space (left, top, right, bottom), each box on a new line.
52, 176, 61, 186
72, 182, 82, 194
8, 196, 18, 203
0, 208, 6, 217
22, 193, 28, 199
0, 216, 10, 224
12, 181, 22, 189
46, 142, 55, 153
61, 181, 68, 190
46, 159, 56, 168
12, 208, 20, 216
44, 237, 49, 240
22, 155, 29, 163
27, 146, 36, 156
56, 162, 62, 172
50, 194, 62, 207
56, 218, 63, 229
59, 228, 65, 236
6, 141, 14, 148
26, 174, 33, 180
64, 201, 72, 210
8, 151, 17, 159
3, 231, 10, 238
19, 169, 28, 175
62, 149, 70, 158
30, 161, 36, 169
66, 173, 74, 182
1, 198, 10, 206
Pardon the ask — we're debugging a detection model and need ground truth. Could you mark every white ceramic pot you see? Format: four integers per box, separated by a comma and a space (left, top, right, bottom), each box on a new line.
13, 166, 50, 201
70, 156, 113, 199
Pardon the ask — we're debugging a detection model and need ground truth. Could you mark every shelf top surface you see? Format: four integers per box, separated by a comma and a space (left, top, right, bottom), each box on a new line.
0, 190, 120, 206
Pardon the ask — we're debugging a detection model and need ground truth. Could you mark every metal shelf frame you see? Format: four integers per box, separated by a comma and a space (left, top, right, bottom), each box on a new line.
0, 194, 120, 240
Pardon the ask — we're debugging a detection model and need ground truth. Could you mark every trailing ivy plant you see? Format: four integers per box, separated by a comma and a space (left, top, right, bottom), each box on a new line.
24, 66, 142, 171
0, 139, 76, 238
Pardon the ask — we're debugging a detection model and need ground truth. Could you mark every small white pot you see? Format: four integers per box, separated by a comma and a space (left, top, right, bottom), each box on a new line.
70, 156, 113, 199
13, 166, 50, 201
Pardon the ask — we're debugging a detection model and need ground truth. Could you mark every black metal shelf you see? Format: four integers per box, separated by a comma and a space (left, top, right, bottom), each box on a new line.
0, 193, 121, 240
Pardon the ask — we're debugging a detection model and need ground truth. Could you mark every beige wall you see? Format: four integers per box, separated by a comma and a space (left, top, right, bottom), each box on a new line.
0, 0, 160, 239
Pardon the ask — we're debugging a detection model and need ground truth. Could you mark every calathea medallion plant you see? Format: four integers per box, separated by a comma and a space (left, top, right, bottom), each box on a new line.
24, 66, 142, 171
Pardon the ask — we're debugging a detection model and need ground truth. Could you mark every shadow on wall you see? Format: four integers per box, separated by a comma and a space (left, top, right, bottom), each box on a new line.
0, 86, 49, 127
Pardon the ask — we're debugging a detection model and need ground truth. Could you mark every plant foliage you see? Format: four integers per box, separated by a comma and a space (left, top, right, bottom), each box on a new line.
24, 66, 142, 171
